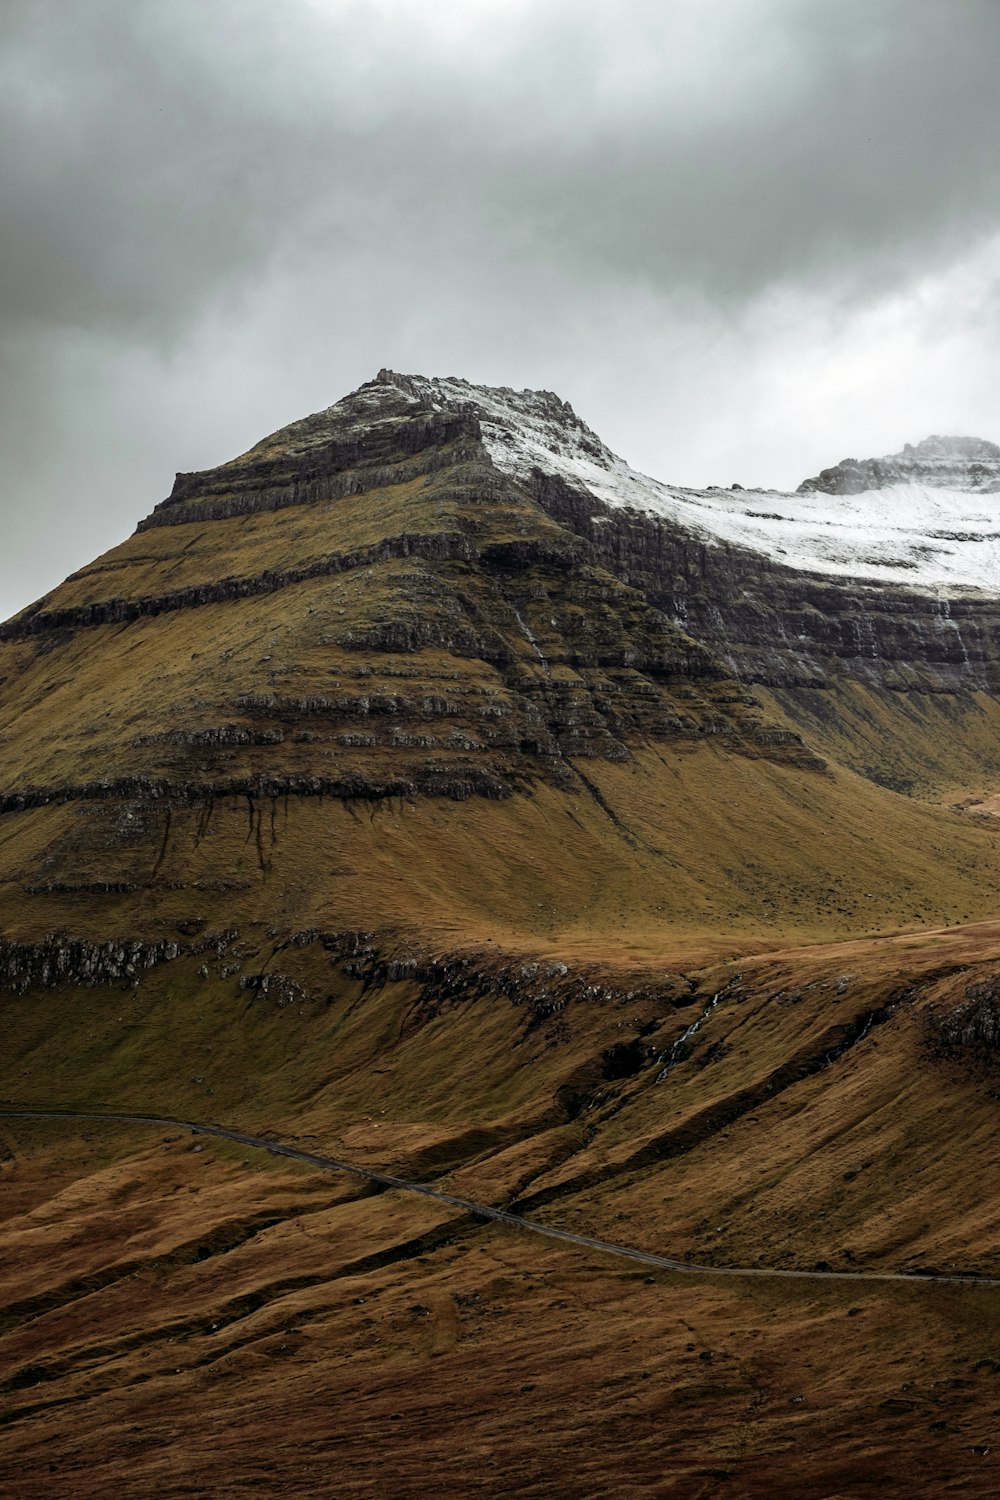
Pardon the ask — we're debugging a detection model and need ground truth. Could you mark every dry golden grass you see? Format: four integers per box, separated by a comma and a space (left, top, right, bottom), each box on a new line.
764, 681, 1000, 800
2, 1104, 999, 1499
2, 738, 999, 959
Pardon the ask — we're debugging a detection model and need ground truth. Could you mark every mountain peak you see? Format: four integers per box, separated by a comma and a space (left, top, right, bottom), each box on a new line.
141, 371, 1000, 594
221, 368, 601, 468
368, 366, 578, 416
798, 434, 1000, 495
214, 369, 620, 505
360, 369, 607, 462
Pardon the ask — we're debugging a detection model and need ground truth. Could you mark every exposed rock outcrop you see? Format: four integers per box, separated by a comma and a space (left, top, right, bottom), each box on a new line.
139, 407, 484, 530
929, 978, 1000, 1056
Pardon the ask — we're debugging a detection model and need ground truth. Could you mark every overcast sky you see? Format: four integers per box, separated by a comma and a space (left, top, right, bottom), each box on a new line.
3, 0, 1000, 619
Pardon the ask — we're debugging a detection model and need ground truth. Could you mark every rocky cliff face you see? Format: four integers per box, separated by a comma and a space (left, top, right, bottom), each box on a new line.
233, 373, 1000, 701
532, 471, 1000, 694
349, 376, 1000, 694
445, 386, 1000, 789
292, 376, 1000, 795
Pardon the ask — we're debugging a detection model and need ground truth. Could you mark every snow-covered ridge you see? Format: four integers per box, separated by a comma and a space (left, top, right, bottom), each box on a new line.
351, 372, 1000, 595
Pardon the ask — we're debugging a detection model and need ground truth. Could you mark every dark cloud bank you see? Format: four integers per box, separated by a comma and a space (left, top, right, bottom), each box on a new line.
2, 0, 1000, 617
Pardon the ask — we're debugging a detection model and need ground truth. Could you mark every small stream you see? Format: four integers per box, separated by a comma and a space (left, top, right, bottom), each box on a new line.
509, 601, 550, 672
937, 595, 970, 665
656, 975, 743, 1082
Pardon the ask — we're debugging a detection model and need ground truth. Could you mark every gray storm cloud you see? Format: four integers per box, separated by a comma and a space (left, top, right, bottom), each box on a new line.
2, 0, 1000, 617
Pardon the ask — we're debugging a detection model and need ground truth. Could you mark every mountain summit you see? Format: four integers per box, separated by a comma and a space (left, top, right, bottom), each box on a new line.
140, 368, 624, 534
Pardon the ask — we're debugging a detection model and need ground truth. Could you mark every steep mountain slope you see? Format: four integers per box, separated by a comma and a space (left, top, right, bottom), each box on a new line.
434, 371, 1000, 794
3, 372, 1000, 1498
2, 370, 1000, 952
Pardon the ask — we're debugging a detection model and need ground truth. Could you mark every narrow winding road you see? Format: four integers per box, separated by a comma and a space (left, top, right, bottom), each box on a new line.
3, 1106, 998, 1289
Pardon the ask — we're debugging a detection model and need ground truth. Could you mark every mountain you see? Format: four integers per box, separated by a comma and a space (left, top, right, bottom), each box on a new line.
798, 433, 1000, 494
2, 372, 1000, 1498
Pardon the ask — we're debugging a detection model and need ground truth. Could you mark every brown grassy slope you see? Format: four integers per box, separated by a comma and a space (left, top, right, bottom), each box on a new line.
3, 923, 997, 1500
2, 917, 999, 1500
3, 918, 1000, 1274
1, 1112, 999, 1500
763, 680, 1000, 801
29, 466, 451, 613
1, 740, 999, 951
459, 928, 1000, 1277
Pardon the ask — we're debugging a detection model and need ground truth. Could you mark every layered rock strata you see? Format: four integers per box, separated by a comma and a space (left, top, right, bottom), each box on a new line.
534, 473, 1000, 693
0, 382, 817, 829
5, 370, 1000, 956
